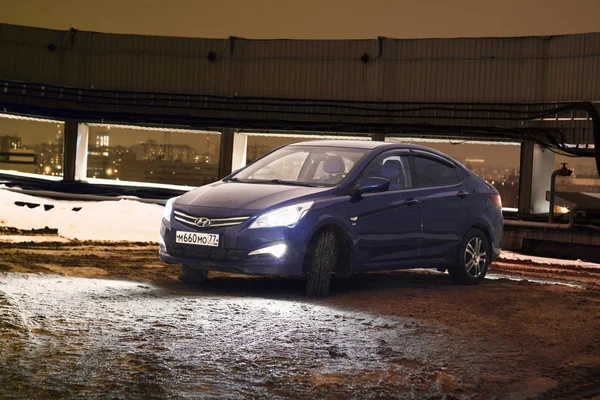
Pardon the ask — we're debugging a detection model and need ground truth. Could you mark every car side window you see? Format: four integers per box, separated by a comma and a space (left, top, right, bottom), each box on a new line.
412, 155, 459, 187
359, 152, 413, 191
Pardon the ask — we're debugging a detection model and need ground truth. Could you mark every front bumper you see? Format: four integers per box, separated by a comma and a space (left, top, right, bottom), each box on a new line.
159, 216, 309, 276
159, 250, 302, 275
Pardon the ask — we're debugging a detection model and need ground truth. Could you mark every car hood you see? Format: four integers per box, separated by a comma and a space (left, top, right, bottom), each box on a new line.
177, 181, 332, 212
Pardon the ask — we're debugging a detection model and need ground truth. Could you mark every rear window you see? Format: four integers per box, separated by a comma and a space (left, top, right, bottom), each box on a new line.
413, 155, 459, 187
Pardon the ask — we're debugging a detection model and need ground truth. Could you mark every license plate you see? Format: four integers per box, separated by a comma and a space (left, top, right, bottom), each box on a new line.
175, 231, 219, 247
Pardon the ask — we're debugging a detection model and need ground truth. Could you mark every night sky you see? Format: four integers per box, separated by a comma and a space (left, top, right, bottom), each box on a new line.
1, 0, 599, 39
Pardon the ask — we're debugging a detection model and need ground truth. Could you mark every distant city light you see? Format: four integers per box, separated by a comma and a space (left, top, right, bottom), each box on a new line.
44, 166, 51, 174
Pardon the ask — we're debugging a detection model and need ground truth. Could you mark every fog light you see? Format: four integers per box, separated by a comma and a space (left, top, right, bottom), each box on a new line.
248, 244, 287, 258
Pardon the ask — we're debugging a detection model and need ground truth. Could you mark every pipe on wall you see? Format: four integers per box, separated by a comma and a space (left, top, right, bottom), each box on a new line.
549, 163, 573, 223
504, 212, 575, 230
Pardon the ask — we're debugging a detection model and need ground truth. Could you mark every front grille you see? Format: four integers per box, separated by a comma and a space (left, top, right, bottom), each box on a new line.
173, 210, 250, 229
169, 246, 246, 262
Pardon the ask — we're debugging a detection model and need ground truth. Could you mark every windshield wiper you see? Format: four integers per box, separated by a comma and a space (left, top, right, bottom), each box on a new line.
267, 179, 319, 187
223, 177, 242, 182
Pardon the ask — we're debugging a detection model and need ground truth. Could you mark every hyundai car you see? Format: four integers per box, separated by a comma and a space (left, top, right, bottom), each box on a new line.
159, 140, 503, 296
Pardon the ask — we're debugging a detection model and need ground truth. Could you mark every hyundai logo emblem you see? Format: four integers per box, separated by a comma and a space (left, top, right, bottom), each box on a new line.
194, 217, 211, 228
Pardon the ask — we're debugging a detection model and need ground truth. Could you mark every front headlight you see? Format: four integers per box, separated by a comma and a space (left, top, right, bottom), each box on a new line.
249, 201, 314, 229
163, 196, 179, 220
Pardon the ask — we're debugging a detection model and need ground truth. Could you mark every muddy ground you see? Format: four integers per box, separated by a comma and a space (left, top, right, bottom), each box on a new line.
0, 241, 599, 399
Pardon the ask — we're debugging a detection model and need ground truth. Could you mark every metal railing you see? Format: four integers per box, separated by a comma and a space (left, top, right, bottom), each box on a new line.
1, 78, 598, 174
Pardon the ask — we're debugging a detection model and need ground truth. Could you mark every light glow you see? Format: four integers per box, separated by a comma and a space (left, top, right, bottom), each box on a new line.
249, 201, 314, 229
248, 243, 287, 258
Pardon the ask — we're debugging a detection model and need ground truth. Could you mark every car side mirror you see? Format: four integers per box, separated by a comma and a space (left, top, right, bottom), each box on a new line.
353, 177, 390, 196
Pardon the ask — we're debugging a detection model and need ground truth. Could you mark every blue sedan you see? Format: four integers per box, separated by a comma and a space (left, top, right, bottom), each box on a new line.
160, 140, 503, 296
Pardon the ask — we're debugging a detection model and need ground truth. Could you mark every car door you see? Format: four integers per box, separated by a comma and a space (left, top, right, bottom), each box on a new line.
411, 151, 471, 260
347, 150, 423, 269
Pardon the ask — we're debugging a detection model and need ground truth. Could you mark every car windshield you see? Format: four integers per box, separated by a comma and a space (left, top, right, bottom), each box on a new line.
230, 145, 369, 187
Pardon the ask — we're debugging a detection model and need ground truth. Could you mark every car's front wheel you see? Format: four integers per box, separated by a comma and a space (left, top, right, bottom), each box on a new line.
305, 229, 338, 297
180, 264, 209, 283
448, 228, 489, 285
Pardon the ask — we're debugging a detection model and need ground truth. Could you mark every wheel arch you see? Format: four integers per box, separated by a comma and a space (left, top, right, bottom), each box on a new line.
302, 219, 356, 277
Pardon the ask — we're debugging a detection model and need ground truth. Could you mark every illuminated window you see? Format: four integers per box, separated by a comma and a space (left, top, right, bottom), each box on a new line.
86, 125, 221, 186
246, 133, 370, 164
0, 114, 64, 177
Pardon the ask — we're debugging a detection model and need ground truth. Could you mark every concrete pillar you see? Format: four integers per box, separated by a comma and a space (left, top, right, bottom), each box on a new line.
231, 132, 248, 172
530, 144, 556, 214
62, 120, 78, 183
75, 123, 89, 181
218, 128, 234, 179
518, 141, 534, 214
63, 120, 89, 182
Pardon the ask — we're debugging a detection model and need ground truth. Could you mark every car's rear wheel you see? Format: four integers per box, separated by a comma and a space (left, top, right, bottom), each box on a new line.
180, 264, 209, 283
305, 229, 338, 297
448, 228, 489, 285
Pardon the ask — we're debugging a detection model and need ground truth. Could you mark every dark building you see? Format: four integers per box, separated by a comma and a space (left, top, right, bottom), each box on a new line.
0, 135, 22, 151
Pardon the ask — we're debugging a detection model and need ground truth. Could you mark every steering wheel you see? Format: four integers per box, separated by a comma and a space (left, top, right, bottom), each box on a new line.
316, 173, 346, 184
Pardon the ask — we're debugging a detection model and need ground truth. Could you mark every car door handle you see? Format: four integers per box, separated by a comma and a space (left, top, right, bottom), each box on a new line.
389, 198, 420, 207
457, 190, 470, 198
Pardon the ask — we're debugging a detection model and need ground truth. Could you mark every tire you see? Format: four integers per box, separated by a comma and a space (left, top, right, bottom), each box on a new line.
448, 228, 490, 285
180, 264, 209, 284
305, 230, 338, 297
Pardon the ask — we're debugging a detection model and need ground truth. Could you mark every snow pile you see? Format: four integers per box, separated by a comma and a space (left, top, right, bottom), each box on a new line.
0, 187, 163, 242
500, 251, 600, 269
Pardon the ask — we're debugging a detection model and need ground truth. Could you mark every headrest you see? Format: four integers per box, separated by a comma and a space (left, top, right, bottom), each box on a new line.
323, 155, 345, 174
380, 159, 403, 179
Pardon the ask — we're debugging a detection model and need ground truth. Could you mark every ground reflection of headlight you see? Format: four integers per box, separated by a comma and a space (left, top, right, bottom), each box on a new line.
249, 201, 313, 229
248, 244, 287, 258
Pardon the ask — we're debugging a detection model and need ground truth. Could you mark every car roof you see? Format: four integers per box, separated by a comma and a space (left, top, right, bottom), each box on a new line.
287, 140, 445, 153
288, 140, 387, 149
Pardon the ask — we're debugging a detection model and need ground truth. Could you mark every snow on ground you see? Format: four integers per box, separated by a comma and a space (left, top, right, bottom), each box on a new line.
0, 187, 163, 242
1, 186, 599, 267
0, 235, 71, 243
499, 251, 600, 269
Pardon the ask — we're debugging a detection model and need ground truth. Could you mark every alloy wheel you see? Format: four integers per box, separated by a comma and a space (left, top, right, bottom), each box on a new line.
464, 237, 487, 277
